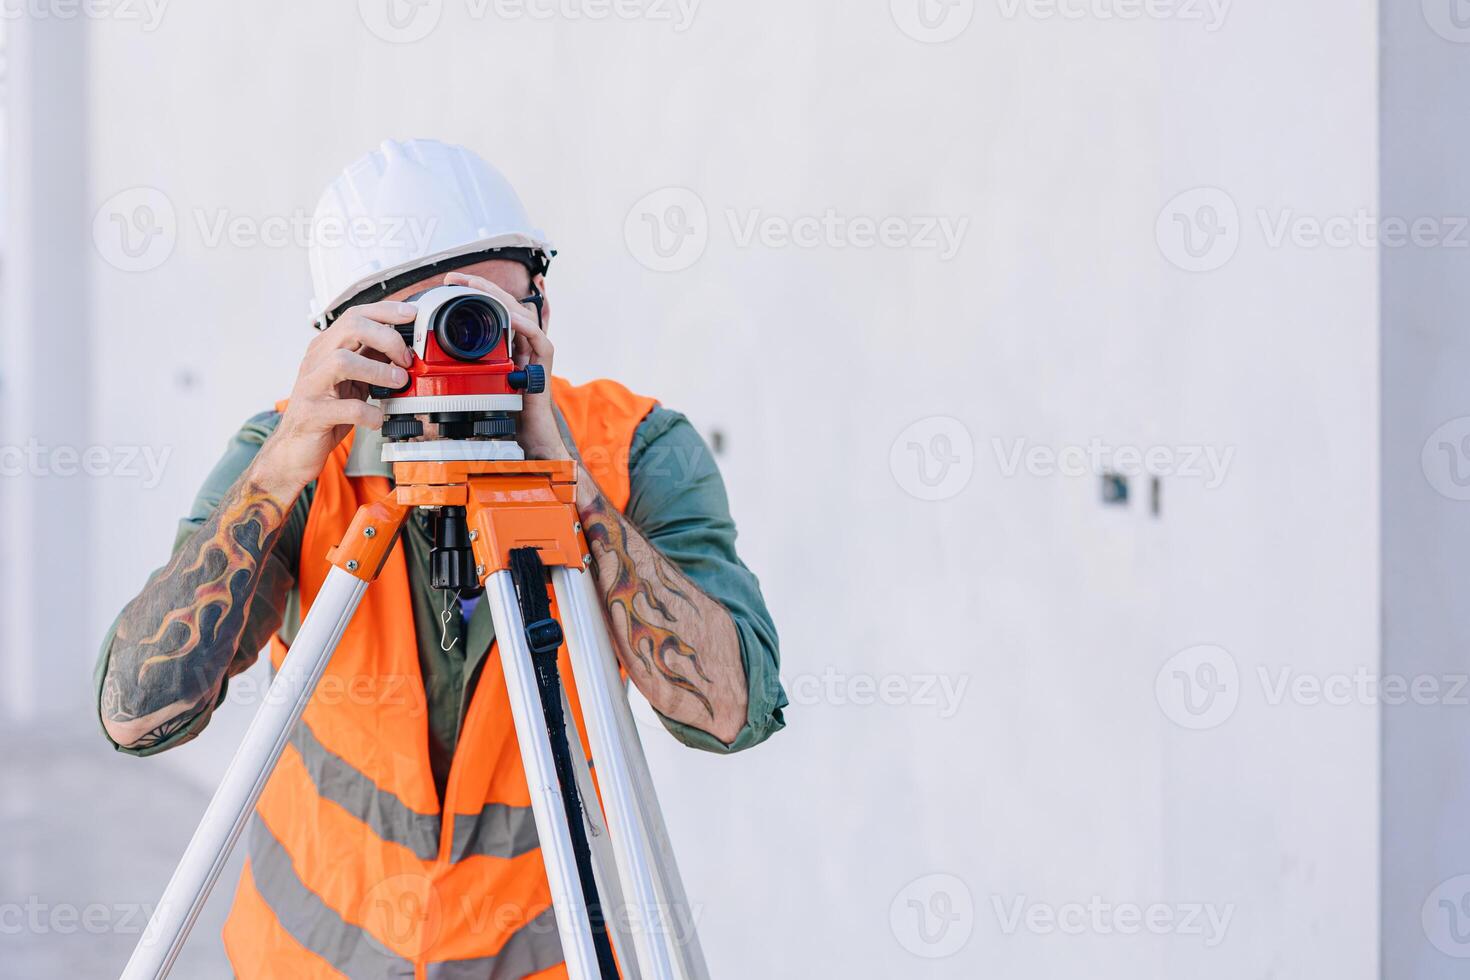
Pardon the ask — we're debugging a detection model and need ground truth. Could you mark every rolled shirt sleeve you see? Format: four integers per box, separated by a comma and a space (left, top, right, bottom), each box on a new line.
622, 407, 788, 753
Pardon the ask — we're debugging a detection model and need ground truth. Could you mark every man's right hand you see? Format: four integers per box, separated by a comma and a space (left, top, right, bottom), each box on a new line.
255, 301, 418, 497
98, 305, 416, 750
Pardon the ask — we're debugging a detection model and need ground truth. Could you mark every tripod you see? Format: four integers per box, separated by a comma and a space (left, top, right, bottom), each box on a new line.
122, 452, 709, 980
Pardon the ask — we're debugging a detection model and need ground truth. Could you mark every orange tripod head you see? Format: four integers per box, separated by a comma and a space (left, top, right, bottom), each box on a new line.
326, 459, 588, 597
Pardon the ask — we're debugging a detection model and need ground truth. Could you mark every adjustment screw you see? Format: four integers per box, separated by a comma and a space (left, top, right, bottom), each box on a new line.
346, 560, 360, 572
582, 554, 592, 567
476, 564, 485, 577
469, 530, 478, 541
364, 526, 377, 538
573, 522, 582, 533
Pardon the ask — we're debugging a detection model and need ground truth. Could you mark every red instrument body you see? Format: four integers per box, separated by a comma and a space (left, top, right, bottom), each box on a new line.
398, 331, 518, 399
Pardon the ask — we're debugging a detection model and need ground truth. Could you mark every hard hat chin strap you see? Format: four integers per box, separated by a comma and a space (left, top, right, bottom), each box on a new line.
317, 247, 551, 331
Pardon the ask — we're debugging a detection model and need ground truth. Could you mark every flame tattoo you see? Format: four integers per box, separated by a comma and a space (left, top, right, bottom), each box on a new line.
105, 478, 286, 744
135, 491, 282, 674
583, 497, 714, 718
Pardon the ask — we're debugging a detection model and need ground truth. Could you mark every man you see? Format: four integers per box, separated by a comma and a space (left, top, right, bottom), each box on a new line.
94, 139, 786, 978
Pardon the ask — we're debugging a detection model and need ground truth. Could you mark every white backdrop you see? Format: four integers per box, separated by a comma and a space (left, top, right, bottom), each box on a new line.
2, 0, 1398, 976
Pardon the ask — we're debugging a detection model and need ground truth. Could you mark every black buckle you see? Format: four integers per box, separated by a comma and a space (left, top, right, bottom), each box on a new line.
525, 617, 564, 655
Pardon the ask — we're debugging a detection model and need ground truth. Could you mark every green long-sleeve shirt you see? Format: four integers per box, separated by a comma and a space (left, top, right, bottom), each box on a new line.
95, 397, 787, 793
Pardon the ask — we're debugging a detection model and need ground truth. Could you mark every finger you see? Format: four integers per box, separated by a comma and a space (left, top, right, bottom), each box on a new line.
325, 310, 416, 367
443, 270, 538, 312
320, 398, 384, 430
317, 349, 410, 390
443, 271, 513, 300
505, 308, 552, 363
341, 300, 419, 324
440, 272, 545, 358
443, 272, 539, 321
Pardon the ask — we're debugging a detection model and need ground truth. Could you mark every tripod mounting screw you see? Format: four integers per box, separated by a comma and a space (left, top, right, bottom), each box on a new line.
382, 416, 425, 441
472, 415, 517, 438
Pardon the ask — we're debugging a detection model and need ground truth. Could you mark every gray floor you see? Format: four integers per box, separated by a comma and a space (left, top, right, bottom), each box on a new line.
2, 726, 238, 978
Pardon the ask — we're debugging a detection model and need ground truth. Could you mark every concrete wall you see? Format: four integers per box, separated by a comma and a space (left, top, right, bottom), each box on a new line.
1, 10, 91, 725
42, 0, 1388, 975
1381, 1, 1470, 976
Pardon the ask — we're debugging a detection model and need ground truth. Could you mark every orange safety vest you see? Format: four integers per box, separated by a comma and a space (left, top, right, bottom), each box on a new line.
222, 377, 657, 980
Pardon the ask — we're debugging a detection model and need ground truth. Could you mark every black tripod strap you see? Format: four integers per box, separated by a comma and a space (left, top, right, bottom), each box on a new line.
507, 548, 619, 980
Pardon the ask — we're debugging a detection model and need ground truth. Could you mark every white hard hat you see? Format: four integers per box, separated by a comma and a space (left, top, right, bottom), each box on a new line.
308, 138, 554, 329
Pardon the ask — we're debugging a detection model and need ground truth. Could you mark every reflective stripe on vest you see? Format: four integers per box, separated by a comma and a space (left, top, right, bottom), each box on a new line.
241, 817, 565, 980
289, 718, 540, 862
222, 377, 657, 979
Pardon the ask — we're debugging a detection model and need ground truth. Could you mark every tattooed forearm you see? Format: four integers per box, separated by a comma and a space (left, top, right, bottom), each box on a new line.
579, 475, 748, 743
101, 471, 290, 749
585, 505, 713, 712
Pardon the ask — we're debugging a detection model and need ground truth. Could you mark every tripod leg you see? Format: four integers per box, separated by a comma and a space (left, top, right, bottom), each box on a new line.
561, 688, 643, 980
121, 566, 370, 980
621, 712, 710, 980
552, 565, 711, 980
481, 569, 602, 980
